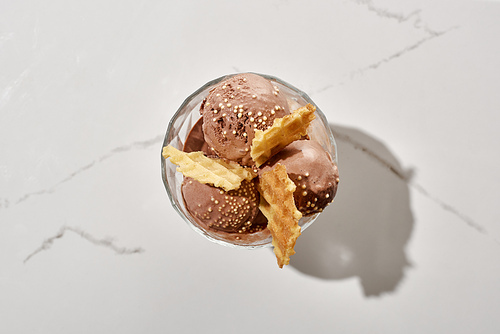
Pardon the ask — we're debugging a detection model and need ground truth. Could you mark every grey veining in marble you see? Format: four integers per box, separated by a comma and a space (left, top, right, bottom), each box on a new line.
1, 0, 500, 333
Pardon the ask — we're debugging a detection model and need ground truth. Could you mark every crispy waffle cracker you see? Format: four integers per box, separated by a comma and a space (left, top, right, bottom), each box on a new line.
251, 103, 316, 167
258, 164, 302, 268
162, 145, 256, 191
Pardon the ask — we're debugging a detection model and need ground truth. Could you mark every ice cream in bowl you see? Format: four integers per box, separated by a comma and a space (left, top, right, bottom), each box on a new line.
161, 73, 339, 267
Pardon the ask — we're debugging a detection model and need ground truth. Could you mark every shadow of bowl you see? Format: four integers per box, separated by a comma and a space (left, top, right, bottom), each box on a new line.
290, 124, 414, 297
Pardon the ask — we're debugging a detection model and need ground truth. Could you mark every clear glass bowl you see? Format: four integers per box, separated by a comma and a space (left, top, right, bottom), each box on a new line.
161, 73, 338, 249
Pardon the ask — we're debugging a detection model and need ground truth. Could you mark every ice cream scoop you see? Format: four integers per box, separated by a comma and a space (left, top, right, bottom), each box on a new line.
200, 73, 290, 166
182, 117, 212, 155
258, 140, 339, 216
181, 178, 265, 234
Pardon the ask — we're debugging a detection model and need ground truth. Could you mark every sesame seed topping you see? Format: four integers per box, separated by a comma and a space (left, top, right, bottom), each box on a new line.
243, 78, 247, 82
250, 117, 254, 122
297, 176, 302, 181
271, 110, 275, 115
275, 106, 280, 110
214, 110, 218, 114
302, 191, 308, 196
325, 194, 330, 198
222, 113, 226, 117
227, 103, 231, 107
301, 184, 306, 189
214, 200, 219, 204
263, 116, 267, 121
222, 85, 227, 89
273, 91, 278, 96
257, 111, 262, 116
232, 130, 236, 134
238, 113, 242, 118
248, 111, 252, 115
305, 172, 310, 177
224, 98, 228, 103
216, 93, 220, 97
252, 95, 256, 99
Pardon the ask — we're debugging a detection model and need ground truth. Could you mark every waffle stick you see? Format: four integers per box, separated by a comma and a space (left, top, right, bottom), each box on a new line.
251, 103, 316, 167
258, 164, 302, 268
162, 145, 256, 191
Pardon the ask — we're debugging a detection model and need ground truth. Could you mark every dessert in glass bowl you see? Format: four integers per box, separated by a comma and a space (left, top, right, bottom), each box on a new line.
161, 73, 339, 267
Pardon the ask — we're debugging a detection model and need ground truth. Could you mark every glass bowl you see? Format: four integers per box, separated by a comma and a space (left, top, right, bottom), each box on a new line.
161, 73, 337, 249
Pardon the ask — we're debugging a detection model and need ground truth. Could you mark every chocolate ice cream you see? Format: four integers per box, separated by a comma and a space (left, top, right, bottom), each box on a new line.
259, 140, 339, 216
200, 73, 290, 166
162, 72, 339, 253
182, 117, 212, 155
181, 177, 266, 234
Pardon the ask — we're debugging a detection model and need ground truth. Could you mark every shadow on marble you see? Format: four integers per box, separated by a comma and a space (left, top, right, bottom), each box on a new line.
290, 124, 414, 297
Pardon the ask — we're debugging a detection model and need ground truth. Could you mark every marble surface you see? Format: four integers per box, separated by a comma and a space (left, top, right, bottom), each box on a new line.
1, 0, 500, 333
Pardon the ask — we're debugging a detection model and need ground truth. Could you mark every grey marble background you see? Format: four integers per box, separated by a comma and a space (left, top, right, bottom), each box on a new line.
1, 0, 499, 333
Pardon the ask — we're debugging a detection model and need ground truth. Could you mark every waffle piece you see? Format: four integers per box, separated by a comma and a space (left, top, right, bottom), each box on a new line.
251, 103, 316, 167
162, 145, 256, 191
258, 164, 302, 268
